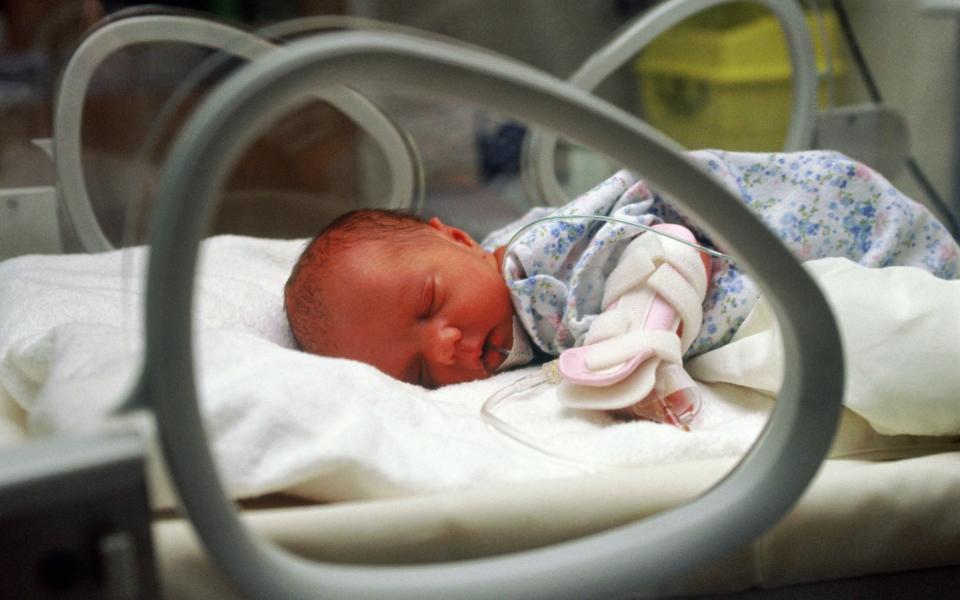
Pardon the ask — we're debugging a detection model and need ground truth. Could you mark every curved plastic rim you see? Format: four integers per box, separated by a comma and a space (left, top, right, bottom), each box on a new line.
524, 0, 818, 206
54, 14, 416, 251
142, 32, 843, 600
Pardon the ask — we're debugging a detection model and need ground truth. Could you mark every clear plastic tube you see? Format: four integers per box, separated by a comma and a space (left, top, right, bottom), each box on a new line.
479, 359, 691, 471
501, 214, 734, 265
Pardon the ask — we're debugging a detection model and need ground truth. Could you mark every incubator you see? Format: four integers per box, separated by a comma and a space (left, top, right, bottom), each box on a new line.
1, 1, 959, 599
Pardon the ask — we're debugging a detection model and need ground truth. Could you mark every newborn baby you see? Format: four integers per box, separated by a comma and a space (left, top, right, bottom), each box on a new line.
284, 210, 517, 387
285, 150, 960, 392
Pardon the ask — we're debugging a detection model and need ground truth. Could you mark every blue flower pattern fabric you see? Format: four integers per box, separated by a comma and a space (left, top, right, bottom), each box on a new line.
483, 150, 960, 357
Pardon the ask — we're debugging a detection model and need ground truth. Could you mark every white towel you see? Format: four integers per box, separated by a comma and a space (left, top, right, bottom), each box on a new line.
0, 236, 772, 506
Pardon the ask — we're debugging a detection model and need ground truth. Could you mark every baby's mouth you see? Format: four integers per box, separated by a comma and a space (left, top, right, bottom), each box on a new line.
483, 328, 511, 373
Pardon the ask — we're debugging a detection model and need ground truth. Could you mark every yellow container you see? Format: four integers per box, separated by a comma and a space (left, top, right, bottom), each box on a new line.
635, 6, 845, 151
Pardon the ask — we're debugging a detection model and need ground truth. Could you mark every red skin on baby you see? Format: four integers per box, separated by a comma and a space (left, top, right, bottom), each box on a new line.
317, 218, 515, 388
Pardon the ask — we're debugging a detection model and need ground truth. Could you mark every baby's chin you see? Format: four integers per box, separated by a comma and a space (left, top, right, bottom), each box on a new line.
482, 346, 504, 375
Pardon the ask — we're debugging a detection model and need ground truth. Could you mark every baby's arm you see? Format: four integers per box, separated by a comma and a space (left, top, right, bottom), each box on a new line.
556, 224, 712, 428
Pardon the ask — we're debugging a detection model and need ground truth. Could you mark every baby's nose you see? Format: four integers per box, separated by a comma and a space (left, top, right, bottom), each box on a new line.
429, 326, 461, 365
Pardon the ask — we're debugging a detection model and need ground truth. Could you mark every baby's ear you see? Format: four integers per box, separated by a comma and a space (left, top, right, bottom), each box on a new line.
427, 217, 476, 248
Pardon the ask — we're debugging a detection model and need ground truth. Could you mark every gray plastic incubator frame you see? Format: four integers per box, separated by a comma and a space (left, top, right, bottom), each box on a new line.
54, 14, 417, 252
139, 32, 843, 600
524, 0, 818, 206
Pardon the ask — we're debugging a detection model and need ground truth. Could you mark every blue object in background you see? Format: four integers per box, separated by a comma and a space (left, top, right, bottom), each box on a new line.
476, 120, 527, 182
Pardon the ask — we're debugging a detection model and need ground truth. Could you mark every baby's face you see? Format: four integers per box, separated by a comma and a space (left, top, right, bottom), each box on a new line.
321, 218, 515, 388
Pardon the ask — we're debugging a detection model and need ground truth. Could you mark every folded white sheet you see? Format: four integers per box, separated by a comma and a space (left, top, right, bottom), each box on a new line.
0, 237, 770, 506
688, 257, 960, 437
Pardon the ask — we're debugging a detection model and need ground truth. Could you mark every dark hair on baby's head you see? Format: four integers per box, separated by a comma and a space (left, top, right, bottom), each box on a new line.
284, 208, 429, 354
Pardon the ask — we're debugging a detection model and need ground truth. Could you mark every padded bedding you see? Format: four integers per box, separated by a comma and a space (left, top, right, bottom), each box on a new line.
151, 451, 960, 598
0, 236, 957, 511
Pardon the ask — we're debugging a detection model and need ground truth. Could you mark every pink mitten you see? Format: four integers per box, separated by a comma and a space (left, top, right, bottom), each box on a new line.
557, 224, 710, 429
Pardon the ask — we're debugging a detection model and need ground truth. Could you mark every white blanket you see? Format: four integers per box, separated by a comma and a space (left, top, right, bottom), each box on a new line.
0, 238, 956, 508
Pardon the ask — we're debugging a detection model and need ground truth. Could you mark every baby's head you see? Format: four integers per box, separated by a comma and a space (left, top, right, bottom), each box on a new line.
285, 209, 516, 388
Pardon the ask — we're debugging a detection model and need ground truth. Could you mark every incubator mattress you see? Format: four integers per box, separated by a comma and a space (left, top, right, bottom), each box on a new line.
152, 450, 960, 598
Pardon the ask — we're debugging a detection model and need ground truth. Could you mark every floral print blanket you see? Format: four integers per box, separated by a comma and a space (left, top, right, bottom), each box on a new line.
483, 150, 959, 357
